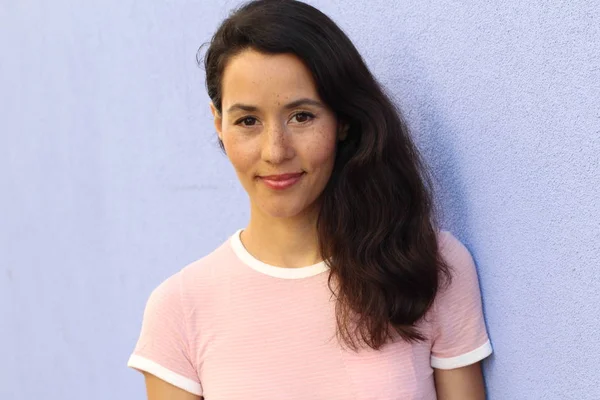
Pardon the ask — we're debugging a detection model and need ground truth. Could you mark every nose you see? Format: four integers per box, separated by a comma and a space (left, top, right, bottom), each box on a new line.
261, 122, 294, 164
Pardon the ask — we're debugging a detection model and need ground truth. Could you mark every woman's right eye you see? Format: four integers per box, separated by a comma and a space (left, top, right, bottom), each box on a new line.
236, 116, 258, 126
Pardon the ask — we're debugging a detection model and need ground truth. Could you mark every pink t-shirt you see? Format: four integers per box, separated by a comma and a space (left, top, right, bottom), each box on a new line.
128, 230, 492, 399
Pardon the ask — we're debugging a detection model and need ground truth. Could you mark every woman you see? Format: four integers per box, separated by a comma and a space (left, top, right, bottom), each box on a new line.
127, 0, 493, 399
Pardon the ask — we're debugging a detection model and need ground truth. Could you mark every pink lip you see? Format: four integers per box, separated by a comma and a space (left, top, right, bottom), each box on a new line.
259, 172, 304, 190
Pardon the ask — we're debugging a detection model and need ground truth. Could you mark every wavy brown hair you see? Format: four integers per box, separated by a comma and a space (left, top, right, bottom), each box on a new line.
200, 0, 451, 351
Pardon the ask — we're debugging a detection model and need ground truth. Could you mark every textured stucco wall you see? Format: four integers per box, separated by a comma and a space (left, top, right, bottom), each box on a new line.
1, 1, 598, 399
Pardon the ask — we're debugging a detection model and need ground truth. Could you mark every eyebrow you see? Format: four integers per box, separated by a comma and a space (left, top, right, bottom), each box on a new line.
226, 98, 325, 113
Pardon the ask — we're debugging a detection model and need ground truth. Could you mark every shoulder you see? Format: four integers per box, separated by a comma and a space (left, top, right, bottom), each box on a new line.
148, 235, 236, 306
180, 237, 235, 285
437, 230, 478, 280
437, 230, 471, 262
430, 229, 483, 313
428, 230, 492, 367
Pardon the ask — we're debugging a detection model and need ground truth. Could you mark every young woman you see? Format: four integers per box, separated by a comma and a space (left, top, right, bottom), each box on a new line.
127, 1, 493, 399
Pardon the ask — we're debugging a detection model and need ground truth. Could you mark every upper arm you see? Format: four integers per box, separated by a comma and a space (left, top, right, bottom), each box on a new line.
430, 232, 492, 368
429, 232, 491, 399
434, 362, 486, 400
144, 372, 203, 400
128, 273, 203, 397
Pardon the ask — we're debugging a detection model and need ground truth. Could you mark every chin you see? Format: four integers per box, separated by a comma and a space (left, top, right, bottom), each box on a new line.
258, 199, 315, 219
262, 206, 305, 219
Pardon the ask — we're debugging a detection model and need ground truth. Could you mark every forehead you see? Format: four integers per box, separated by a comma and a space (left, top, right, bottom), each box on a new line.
221, 49, 319, 108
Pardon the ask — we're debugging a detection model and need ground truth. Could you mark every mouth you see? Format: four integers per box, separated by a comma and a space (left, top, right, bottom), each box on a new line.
258, 172, 305, 190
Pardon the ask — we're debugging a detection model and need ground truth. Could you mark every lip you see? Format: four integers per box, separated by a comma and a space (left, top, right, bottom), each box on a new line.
259, 172, 305, 190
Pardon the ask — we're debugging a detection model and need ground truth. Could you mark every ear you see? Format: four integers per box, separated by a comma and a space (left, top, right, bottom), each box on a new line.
338, 121, 349, 141
210, 102, 223, 142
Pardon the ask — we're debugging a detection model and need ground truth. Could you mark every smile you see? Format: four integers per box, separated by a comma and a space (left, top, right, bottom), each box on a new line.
259, 172, 305, 190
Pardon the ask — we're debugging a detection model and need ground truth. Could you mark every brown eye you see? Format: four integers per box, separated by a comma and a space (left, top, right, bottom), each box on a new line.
292, 112, 314, 123
236, 116, 258, 126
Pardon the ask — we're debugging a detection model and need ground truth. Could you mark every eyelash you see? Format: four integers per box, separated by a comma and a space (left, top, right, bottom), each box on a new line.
234, 112, 315, 127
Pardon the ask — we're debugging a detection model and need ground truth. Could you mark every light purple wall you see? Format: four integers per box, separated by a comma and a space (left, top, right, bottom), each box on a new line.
1, 1, 598, 399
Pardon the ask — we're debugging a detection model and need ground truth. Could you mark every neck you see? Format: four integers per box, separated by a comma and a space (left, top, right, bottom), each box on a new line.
241, 204, 322, 268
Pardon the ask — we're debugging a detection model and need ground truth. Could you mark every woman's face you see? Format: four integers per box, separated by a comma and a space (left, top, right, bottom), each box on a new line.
210, 49, 345, 220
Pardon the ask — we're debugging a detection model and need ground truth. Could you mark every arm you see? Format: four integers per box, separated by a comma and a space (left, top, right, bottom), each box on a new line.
128, 273, 204, 398
430, 232, 492, 399
434, 362, 486, 400
144, 372, 202, 400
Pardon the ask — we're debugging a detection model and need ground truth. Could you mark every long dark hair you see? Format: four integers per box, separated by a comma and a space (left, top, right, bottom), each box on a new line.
200, 0, 451, 351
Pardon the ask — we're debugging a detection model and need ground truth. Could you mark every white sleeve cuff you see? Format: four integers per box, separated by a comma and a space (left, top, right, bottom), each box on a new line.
431, 340, 493, 369
127, 354, 203, 396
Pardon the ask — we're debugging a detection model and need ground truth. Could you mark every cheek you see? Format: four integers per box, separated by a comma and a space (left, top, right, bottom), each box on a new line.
222, 133, 257, 174
303, 127, 338, 168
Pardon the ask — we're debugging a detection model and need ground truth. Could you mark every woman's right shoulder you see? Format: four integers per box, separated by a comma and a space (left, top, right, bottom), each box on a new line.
150, 237, 235, 301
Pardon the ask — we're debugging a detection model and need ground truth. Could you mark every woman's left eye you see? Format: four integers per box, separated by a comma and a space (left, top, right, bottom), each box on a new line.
291, 112, 314, 123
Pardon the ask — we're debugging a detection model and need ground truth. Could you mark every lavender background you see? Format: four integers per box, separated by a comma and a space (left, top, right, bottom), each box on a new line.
1, 1, 599, 399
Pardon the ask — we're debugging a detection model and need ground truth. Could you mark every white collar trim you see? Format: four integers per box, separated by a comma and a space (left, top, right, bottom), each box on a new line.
230, 229, 330, 279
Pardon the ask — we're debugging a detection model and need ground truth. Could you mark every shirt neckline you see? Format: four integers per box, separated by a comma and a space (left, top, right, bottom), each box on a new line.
229, 229, 330, 279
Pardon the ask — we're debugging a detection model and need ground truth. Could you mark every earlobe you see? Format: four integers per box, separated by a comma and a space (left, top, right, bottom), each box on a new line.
210, 102, 223, 141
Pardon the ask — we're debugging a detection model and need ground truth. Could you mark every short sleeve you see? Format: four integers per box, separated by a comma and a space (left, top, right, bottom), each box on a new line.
127, 272, 203, 396
430, 231, 493, 370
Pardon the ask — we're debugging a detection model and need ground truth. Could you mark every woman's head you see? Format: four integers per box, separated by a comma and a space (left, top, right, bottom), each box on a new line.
209, 49, 344, 219
202, 0, 361, 220
201, 0, 449, 350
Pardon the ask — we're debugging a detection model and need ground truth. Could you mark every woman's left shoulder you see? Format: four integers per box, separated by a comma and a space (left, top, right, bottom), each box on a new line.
436, 230, 477, 277
426, 230, 492, 369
